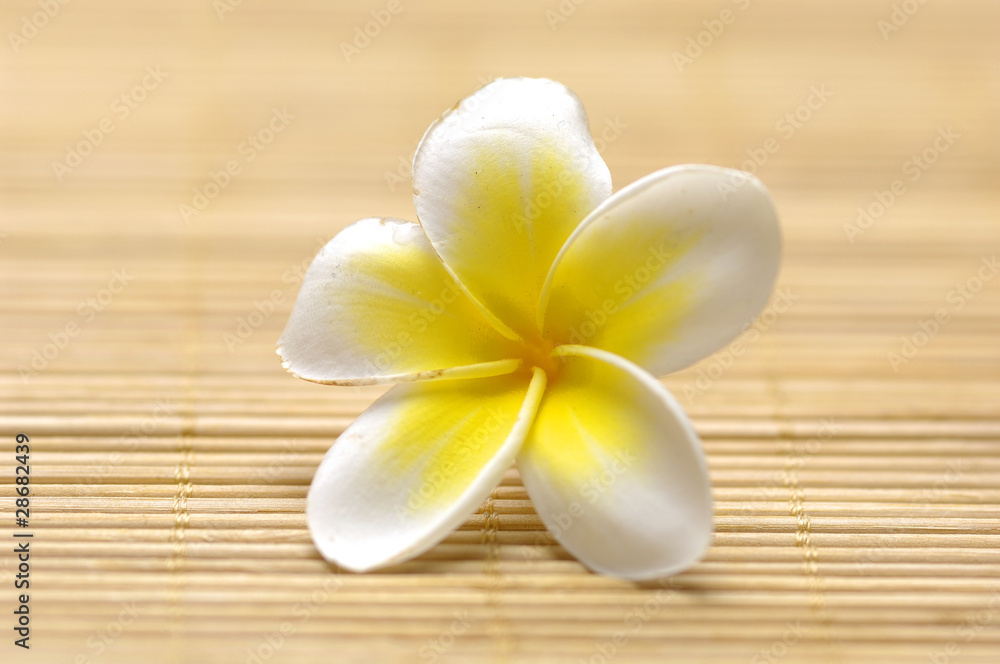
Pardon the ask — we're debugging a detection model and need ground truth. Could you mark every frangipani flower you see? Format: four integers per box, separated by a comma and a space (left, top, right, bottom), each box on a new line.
278, 77, 780, 580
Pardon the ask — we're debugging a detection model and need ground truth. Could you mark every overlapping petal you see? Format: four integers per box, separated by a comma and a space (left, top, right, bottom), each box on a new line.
307, 369, 546, 572
539, 165, 781, 376
412, 77, 612, 342
517, 345, 713, 580
277, 217, 521, 385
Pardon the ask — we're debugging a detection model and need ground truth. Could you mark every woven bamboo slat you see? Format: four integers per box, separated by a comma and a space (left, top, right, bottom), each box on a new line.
2, 1, 999, 662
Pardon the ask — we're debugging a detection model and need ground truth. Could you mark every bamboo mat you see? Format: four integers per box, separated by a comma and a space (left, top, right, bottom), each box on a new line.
2, 1, 999, 662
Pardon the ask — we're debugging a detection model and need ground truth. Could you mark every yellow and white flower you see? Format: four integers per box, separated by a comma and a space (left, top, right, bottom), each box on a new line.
278, 78, 780, 579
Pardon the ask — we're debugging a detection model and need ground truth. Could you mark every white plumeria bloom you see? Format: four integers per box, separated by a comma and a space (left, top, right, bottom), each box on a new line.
278, 77, 781, 580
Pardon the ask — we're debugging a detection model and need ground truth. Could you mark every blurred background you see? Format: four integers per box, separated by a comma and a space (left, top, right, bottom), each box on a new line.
2, 1, 999, 663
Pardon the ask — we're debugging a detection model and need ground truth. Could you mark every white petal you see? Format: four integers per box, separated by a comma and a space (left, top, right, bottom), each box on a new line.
277, 217, 521, 385
413, 77, 612, 341
518, 345, 712, 580
539, 165, 781, 376
307, 369, 546, 572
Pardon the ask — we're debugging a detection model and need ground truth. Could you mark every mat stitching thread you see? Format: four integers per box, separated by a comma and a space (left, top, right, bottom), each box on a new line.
773, 380, 842, 663
481, 490, 510, 663
166, 420, 193, 653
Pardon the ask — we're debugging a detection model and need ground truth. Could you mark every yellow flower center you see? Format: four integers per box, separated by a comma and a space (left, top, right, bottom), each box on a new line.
515, 333, 561, 381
